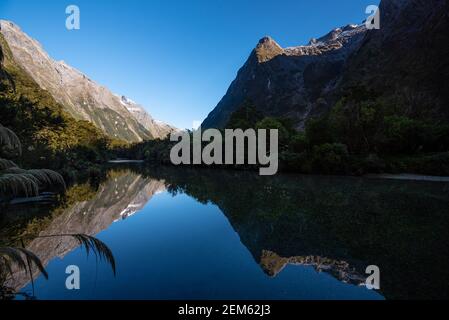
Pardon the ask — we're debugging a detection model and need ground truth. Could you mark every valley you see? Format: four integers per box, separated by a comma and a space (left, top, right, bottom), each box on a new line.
1, 0, 448, 302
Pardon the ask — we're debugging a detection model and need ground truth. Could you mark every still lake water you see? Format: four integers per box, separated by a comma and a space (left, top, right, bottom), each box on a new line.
4, 166, 449, 300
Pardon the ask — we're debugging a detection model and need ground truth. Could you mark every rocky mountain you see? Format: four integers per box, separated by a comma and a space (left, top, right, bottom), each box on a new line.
0, 20, 176, 141
202, 0, 449, 130
259, 250, 365, 285
202, 24, 367, 129
1, 31, 111, 169
119, 95, 177, 139
337, 0, 449, 121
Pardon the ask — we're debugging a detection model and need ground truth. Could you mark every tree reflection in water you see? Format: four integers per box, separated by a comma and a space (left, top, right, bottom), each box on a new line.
2, 166, 448, 300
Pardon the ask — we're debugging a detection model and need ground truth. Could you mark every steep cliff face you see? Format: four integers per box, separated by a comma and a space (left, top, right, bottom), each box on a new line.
202, 24, 367, 129
202, 0, 449, 130
0, 32, 111, 168
337, 0, 449, 121
0, 20, 175, 141
259, 250, 365, 285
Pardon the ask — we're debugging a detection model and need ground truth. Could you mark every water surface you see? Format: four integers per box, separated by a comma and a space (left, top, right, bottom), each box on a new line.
3, 166, 449, 300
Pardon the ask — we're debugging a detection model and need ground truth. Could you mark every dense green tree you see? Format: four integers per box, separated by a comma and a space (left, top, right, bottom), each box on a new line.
310, 143, 349, 174
255, 117, 290, 146
227, 100, 264, 130
305, 116, 334, 147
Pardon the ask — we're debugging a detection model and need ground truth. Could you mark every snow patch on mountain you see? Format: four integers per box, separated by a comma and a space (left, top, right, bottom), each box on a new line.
118, 95, 178, 139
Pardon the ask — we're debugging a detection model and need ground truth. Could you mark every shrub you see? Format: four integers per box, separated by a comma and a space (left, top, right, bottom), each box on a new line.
311, 143, 349, 174
289, 133, 307, 153
305, 116, 334, 147
255, 117, 290, 145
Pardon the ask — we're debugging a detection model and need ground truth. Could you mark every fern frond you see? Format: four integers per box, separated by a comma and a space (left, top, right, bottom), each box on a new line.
1, 167, 26, 174
0, 169, 65, 199
36, 234, 116, 275
73, 234, 116, 275
0, 158, 18, 171
0, 123, 22, 154
26, 169, 66, 190
0, 234, 114, 299
0, 247, 48, 280
0, 173, 39, 198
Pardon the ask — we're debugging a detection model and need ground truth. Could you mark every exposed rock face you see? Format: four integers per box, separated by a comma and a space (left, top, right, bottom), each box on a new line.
202, 0, 449, 129
0, 20, 176, 141
119, 96, 178, 139
202, 24, 367, 129
337, 0, 449, 121
260, 250, 366, 285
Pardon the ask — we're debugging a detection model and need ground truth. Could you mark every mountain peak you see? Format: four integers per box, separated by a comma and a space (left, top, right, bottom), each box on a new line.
1, 19, 177, 141
0, 20, 20, 31
255, 36, 284, 63
257, 36, 274, 44
256, 36, 282, 48
342, 24, 359, 31
306, 24, 364, 47
117, 94, 179, 139
203, 24, 367, 129
120, 95, 136, 105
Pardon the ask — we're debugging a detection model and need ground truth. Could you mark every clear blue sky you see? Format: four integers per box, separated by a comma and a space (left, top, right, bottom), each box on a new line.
1, 0, 379, 130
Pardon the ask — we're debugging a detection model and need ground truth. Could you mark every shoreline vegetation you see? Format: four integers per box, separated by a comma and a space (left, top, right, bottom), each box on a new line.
0, 123, 115, 300
108, 158, 449, 182
364, 173, 449, 182
2, 23, 448, 184
115, 99, 449, 178
0, 122, 112, 299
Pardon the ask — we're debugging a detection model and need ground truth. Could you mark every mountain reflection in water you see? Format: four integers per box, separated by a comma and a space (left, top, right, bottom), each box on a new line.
3, 166, 448, 300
